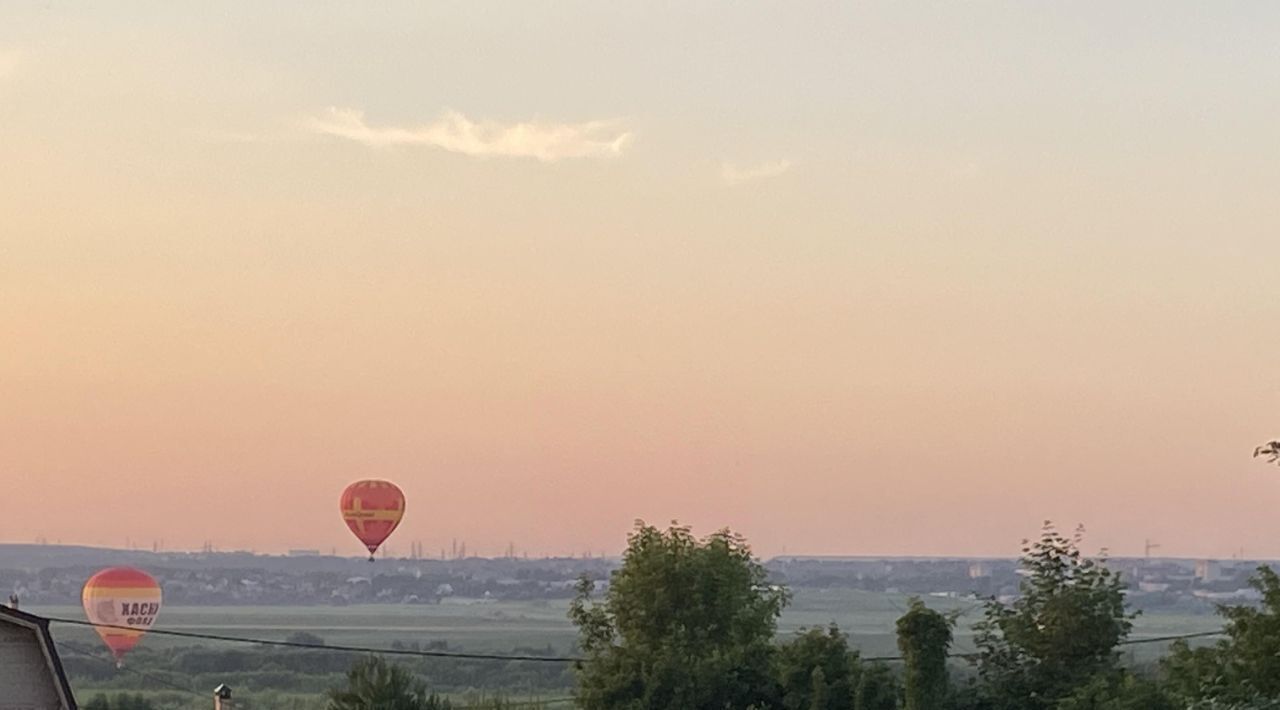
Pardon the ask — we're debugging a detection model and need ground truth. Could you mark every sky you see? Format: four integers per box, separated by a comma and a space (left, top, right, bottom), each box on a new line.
2, 2, 1280, 560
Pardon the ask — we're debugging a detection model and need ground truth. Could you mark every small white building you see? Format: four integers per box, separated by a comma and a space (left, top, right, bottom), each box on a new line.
0, 605, 77, 710
1195, 560, 1223, 583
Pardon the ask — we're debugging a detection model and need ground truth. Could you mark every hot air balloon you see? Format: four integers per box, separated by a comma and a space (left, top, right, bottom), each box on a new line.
340, 479, 405, 561
81, 567, 162, 666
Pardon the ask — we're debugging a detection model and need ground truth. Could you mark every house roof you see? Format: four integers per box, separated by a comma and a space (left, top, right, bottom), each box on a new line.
0, 605, 79, 710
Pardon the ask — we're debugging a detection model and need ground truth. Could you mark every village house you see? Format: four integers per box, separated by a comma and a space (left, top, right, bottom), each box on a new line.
0, 603, 77, 710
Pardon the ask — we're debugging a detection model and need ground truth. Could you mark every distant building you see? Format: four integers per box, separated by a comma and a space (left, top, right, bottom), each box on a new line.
968, 561, 991, 579
0, 605, 77, 710
1193, 588, 1262, 602
1195, 560, 1223, 583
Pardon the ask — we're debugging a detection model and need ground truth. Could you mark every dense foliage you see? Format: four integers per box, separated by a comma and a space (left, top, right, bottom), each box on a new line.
327, 656, 452, 710
970, 524, 1133, 710
62, 640, 572, 698
82, 694, 157, 710
570, 522, 788, 709
896, 599, 952, 710
854, 663, 899, 710
776, 626, 859, 710
1163, 566, 1280, 707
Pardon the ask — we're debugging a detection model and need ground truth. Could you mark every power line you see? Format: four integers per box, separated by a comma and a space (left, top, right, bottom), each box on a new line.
59, 636, 576, 707
42, 613, 1226, 668
1120, 630, 1223, 645
862, 629, 1224, 663
57, 640, 205, 699
44, 615, 583, 663
477, 697, 575, 707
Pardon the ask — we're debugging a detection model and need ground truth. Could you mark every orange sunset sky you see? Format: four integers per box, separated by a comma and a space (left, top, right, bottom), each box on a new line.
3, 3, 1280, 559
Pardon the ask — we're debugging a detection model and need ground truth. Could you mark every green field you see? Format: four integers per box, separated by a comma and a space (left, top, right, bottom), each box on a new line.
35, 589, 1225, 660
37, 591, 1227, 708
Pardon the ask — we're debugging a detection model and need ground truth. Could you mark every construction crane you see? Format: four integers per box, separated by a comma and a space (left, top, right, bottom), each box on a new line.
1144, 539, 1160, 558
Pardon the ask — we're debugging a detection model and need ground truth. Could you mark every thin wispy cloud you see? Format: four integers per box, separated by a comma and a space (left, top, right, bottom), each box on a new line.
720, 159, 793, 186
304, 107, 632, 162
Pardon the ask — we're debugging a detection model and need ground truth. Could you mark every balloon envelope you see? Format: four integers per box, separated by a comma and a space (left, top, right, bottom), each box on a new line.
81, 567, 162, 664
340, 479, 405, 559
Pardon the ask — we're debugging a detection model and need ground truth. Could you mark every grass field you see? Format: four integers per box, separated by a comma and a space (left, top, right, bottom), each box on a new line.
37, 590, 1227, 708
34, 588, 1226, 660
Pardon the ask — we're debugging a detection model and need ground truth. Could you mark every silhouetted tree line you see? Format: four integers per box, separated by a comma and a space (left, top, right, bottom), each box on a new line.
82, 694, 158, 710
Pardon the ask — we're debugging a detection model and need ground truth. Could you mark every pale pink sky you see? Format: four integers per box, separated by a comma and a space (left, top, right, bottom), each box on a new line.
3, 3, 1280, 559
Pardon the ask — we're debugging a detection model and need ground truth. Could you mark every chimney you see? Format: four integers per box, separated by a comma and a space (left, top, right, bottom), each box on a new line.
213, 684, 232, 710
7, 593, 17, 610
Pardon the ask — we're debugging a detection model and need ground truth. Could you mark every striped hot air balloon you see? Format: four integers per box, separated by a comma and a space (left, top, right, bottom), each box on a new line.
340, 479, 405, 561
81, 567, 162, 666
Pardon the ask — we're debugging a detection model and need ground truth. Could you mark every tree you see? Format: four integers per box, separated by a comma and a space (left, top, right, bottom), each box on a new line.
327, 655, 452, 710
1253, 441, 1280, 465
896, 599, 952, 710
811, 667, 831, 710
81, 695, 156, 710
777, 626, 860, 710
1163, 566, 1280, 706
854, 662, 899, 710
971, 523, 1132, 710
569, 521, 789, 710
1057, 674, 1178, 710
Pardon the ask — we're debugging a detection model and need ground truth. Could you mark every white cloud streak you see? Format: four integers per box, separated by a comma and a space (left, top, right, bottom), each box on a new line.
720, 159, 793, 186
304, 107, 632, 162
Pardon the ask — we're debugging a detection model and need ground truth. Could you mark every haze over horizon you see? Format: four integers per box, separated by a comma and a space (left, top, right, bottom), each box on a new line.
3, 3, 1280, 561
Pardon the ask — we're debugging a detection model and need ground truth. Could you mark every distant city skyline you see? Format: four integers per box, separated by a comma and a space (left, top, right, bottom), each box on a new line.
4, 3, 1280, 560
4, 531, 1272, 564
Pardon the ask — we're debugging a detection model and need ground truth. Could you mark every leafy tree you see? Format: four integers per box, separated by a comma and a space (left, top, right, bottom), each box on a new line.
1163, 566, 1280, 705
81, 694, 157, 710
569, 521, 789, 710
811, 667, 831, 710
777, 626, 860, 710
1057, 673, 1178, 710
461, 698, 551, 709
971, 523, 1132, 710
1185, 701, 1280, 710
941, 681, 992, 710
1253, 441, 1280, 465
327, 655, 452, 710
896, 599, 952, 710
855, 662, 899, 710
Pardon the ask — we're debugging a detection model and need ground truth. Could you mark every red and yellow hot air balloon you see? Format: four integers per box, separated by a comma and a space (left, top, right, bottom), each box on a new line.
340, 479, 405, 561
81, 567, 162, 666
